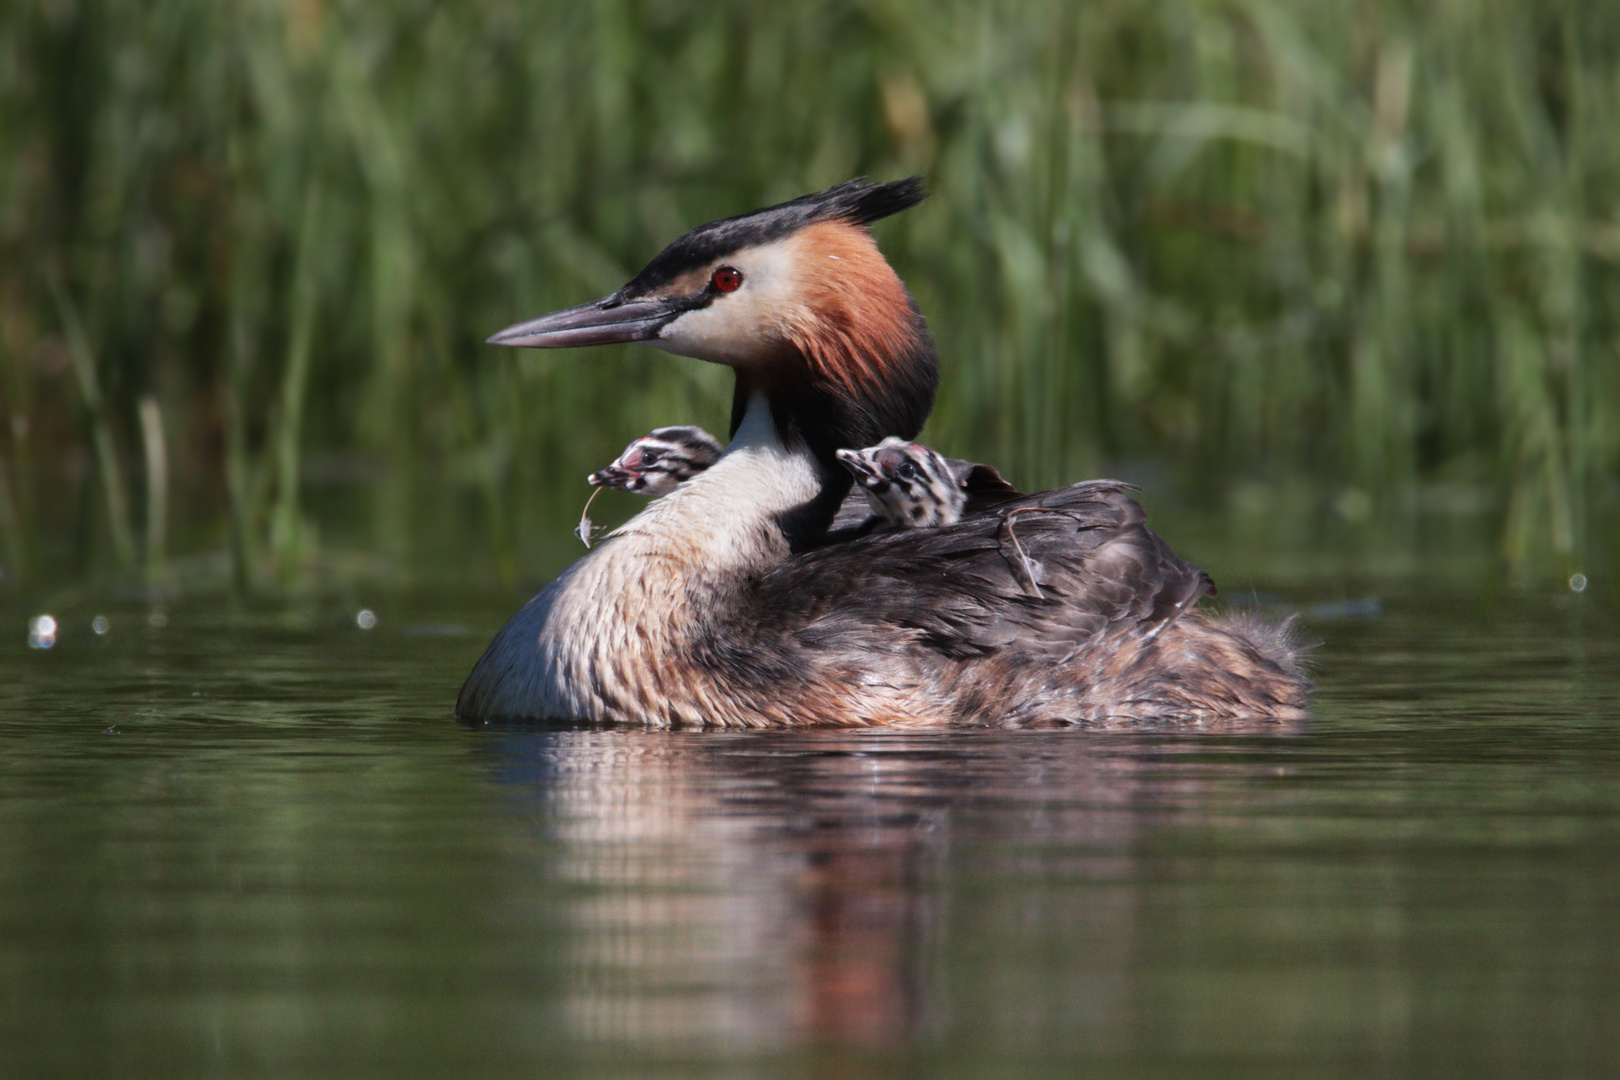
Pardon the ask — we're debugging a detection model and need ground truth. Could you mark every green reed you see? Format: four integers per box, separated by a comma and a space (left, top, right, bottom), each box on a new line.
0, 0, 1615, 588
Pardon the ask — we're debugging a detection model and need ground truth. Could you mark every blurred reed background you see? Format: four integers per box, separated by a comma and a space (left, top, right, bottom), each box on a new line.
0, 0, 1615, 593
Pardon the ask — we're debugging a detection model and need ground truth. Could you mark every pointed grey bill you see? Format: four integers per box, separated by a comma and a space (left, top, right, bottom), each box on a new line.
485, 294, 685, 349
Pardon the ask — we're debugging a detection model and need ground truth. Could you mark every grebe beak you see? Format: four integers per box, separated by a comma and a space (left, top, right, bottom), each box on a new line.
486, 292, 687, 349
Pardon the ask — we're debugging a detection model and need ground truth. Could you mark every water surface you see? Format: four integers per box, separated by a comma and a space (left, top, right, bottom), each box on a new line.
2, 586, 1616, 1078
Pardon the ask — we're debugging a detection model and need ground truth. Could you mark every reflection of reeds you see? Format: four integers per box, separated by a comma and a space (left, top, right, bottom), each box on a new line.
1, 0, 1616, 585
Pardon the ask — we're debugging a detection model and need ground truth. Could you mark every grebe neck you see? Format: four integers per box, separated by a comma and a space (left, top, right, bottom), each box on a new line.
617, 391, 827, 567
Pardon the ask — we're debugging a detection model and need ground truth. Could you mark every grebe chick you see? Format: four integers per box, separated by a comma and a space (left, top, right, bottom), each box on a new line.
591, 426, 996, 538
836, 437, 966, 528
461, 178, 1309, 727
589, 426, 724, 497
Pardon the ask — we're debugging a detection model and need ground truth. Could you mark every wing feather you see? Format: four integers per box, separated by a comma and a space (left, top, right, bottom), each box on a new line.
721, 482, 1212, 676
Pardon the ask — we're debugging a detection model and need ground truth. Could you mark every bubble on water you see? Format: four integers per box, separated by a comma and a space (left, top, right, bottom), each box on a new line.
92, 615, 110, 635
356, 609, 377, 630
28, 614, 57, 650
1569, 573, 1588, 593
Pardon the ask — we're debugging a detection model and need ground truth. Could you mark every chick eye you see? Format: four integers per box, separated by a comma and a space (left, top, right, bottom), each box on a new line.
897, 460, 920, 480
639, 449, 661, 465
711, 266, 743, 293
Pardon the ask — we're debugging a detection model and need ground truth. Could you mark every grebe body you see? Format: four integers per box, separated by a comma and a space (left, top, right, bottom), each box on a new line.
459, 180, 1308, 727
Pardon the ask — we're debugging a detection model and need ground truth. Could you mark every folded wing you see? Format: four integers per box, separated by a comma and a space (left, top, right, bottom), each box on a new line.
708, 482, 1213, 689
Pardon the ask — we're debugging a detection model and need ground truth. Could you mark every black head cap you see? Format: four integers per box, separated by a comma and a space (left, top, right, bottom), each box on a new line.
623, 177, 926, 296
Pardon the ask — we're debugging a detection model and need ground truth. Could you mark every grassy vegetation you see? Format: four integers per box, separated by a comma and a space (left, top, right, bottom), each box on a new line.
1, 0, 1616, 589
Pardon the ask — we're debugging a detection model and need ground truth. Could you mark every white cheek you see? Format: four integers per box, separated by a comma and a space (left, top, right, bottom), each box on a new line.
651, 239, 804, 366
656, 300, 777, 365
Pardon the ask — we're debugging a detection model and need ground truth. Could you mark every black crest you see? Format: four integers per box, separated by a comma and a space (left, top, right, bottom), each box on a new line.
624, 177, 926, 295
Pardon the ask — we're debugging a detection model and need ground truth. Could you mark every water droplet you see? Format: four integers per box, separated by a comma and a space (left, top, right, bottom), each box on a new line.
27, 614, 57, 650
92, 615, 110, 635
356, 609, 377, 630
1569, 573, 1588, 593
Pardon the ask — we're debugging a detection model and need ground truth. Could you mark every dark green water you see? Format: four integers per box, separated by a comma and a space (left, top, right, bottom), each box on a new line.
2, 585, 1616, 1078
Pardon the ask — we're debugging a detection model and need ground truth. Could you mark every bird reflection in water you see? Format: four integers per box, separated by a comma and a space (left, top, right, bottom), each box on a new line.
474, 720, 1298, 1052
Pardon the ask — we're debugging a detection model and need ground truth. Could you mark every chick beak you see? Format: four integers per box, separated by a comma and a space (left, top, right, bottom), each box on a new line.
835, 448, 880, 484
587, 465, 634, 490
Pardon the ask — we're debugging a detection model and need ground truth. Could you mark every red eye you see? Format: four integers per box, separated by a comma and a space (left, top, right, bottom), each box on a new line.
711, 266, 743, 293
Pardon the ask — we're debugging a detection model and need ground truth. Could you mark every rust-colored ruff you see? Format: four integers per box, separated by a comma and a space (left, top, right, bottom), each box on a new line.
782, 222, 922, 402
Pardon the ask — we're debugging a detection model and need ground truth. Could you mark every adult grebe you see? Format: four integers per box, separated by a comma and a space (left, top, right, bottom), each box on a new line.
458, 178, 1308, 727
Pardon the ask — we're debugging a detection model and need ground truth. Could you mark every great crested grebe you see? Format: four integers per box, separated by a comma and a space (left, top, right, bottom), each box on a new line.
837, 437, 967, 529
589, 426, 725, 497
459, 178, 1308, 727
